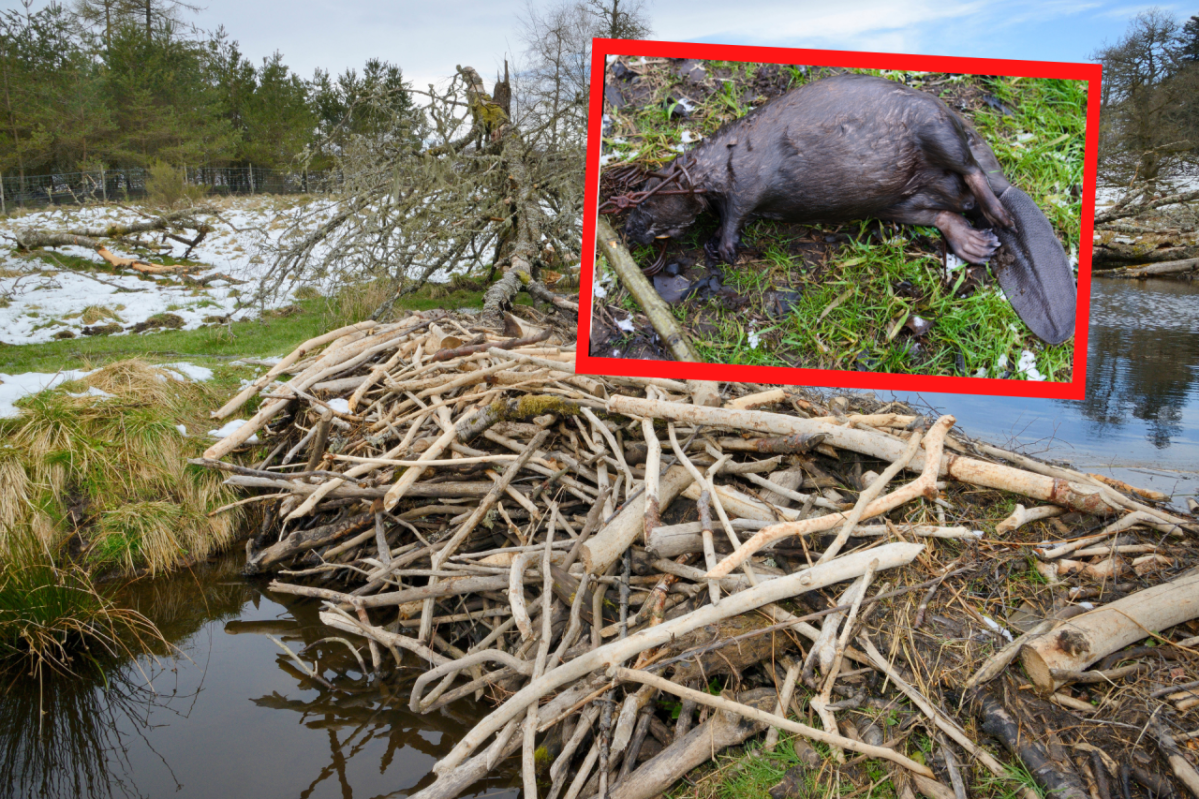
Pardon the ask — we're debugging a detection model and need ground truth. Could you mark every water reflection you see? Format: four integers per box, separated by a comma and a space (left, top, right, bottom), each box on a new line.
0, 654, 189, 799
0, 557, 248, 799
0, 556, 518, 799
1071, 278, 1199, 450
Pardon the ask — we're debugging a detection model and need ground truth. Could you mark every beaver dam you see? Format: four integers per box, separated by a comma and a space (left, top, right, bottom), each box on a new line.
197, 308, 1199, 799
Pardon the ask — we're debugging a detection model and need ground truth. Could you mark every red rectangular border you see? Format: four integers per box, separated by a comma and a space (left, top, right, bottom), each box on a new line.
576, 39, 1101, 400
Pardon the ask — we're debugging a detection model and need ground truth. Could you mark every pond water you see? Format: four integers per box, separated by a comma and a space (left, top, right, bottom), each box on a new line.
2, 276, 1197, 798
0, 556, 519, 799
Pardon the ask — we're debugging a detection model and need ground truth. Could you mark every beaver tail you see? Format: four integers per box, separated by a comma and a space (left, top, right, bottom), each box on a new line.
991, 185, 1076, 346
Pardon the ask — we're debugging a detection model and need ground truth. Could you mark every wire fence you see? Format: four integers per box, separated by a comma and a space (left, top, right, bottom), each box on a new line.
0, 166, 344, 212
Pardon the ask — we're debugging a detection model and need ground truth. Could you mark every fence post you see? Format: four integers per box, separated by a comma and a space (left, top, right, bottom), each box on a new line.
0, 173, 5, 216
249, 163, 254, 195
100, 166, 107, 203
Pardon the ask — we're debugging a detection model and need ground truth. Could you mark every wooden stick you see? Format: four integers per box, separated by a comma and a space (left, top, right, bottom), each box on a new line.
818, 431, 924, 564
858, 635, 1038, 799
996, 503, 1065, 534
595, 216, 701, 362
509, 551, 536, 640
641, 416, 661, 546
1150, 721, 1199, 798
606, 397, 1121, 518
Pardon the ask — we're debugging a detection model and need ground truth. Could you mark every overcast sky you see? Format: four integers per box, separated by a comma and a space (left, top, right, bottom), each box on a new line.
3, 0, 1176, 88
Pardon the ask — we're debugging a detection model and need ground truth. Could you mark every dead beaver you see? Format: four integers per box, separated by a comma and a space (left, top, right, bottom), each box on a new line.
622, 73, 1077, 346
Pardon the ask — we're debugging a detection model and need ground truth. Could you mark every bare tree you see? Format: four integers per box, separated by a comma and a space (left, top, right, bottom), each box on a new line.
516, 1, 595, 153
516, 0, 651, 151
582, 0, 652, 40
1094, 9, 1198, 195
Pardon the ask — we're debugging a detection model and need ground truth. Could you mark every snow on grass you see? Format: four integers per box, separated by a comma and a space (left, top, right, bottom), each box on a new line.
0, 358, 220, 419
207, 418, 258, 443
163, 362, 214, 382
0, 196, 343, 344
0, 369, 94, 417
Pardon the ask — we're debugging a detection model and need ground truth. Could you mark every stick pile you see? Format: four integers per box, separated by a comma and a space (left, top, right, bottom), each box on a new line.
199, 309, 1199, 799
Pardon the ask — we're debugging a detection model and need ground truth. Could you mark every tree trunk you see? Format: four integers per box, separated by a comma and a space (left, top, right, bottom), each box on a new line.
1021, 570, 1199, 693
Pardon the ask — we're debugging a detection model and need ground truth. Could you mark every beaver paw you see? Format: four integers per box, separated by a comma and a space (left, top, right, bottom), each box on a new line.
704, 237, 739, 265
949, 227, 1001, 264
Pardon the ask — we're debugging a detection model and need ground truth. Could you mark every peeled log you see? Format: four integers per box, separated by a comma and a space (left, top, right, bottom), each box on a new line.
582, 465, 694, 575
1021, 570, 1199, 693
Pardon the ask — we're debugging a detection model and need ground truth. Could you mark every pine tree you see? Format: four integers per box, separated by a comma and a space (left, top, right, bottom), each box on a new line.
240, 52, 314, 169
1182, 14, 1199, 62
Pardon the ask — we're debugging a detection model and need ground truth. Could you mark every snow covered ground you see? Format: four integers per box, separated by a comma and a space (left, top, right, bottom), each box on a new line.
0, 196, 342, 345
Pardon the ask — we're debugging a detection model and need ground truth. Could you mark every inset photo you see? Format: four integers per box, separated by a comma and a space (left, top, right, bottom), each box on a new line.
577, 41, 1100, 399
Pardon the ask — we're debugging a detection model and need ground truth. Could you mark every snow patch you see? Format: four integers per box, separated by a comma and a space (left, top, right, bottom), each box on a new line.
0, 197, 347, 344
326, 397, 351, 414
67, 386, 114, 400
164, 362, 214, 382
1016, 350, 1045, 381
0, 369, 95, 418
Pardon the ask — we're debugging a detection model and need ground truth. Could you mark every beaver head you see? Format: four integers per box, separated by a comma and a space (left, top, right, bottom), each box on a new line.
623, 166, 707, 245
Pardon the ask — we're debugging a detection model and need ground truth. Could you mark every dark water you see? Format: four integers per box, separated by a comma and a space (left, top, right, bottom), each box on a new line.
3, 276, 1197, 799
891, 277, 1199, 505
0, 556, 519, 799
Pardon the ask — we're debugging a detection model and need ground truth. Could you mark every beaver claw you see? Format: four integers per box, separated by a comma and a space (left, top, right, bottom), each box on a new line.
936, 210, 1001, 264
952, 228, 1001, 264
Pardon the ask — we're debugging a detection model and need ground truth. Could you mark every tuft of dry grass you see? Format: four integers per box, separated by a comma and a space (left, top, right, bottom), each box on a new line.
78, 305, 123, 326
0, 359, 241, 575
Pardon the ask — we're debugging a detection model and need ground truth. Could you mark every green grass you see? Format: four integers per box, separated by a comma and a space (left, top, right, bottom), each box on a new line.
601, 62, 1084, 380
668, 726, 1043, 799
0, 361, 243, 575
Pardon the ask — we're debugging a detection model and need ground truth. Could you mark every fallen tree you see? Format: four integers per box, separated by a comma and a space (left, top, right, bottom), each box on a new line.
253, 64, 582, 324
9, 204, 218, 274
